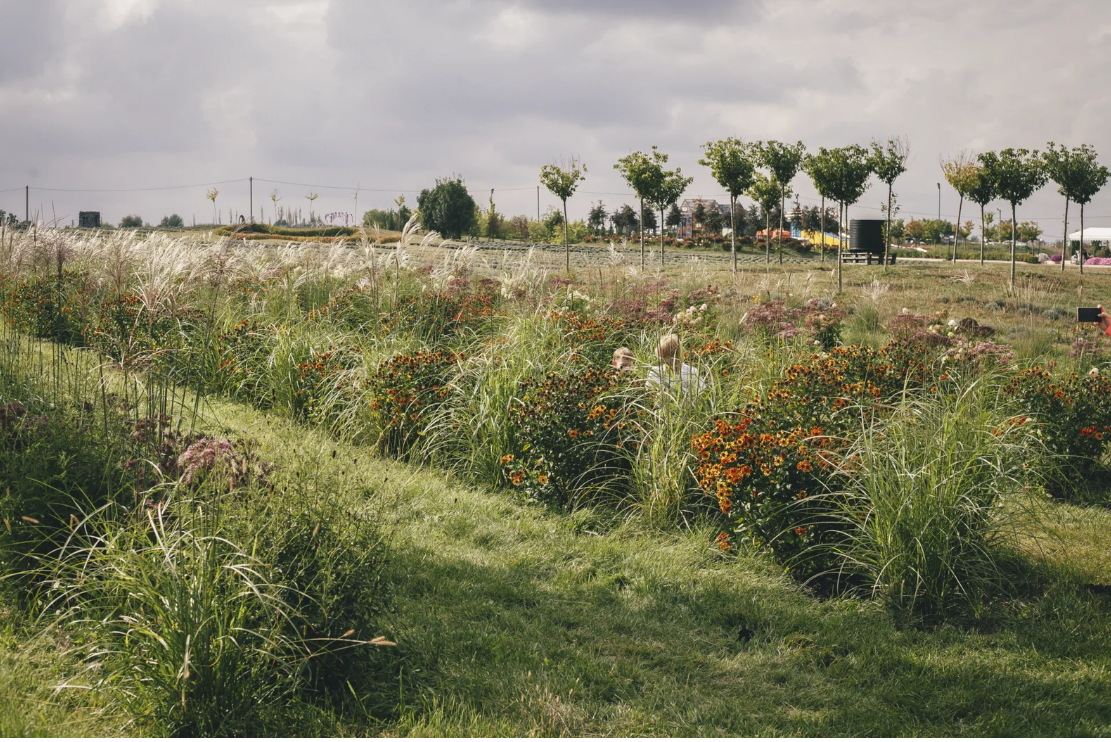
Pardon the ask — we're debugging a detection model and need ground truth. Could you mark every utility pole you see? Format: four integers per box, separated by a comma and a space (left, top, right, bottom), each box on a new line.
537, 185, 540, 222
249, 177, 254, 223
25, 186, 29, 223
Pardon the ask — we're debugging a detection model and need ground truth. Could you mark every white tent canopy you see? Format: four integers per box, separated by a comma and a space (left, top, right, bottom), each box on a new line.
1067, 227, 1111, 243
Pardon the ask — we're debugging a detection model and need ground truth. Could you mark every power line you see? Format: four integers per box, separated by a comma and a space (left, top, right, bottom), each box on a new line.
254, 178, 421, 193
24, 178, 248, 193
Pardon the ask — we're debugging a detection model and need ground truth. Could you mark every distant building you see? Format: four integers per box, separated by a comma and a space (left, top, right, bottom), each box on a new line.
677, 198, 729, 240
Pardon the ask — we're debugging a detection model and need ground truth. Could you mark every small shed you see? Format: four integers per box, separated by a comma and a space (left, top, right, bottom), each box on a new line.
78, 211, 101, 228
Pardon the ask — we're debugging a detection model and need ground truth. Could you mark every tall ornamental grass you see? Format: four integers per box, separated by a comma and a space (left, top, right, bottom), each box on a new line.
820, 375, 1043, 618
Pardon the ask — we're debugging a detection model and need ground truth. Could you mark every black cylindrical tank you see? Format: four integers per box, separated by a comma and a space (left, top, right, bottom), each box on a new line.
850, 219, 884, 254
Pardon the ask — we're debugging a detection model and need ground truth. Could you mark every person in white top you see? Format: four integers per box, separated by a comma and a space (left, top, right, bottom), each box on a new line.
646, 334, 705, 395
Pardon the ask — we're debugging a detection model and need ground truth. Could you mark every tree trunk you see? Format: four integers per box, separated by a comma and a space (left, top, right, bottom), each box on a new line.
660, 208, 666, 266
730, 195, 737, 278
952, 196, 963, 262
778, 188, 785, 264
639, 199, 645, 269
837, 201, 843, 294
764, 212, 770, 263
820, 195, 825, 264
1061, 197, 1070, 272
1010, 202, 1017, 292
559, 199, 568, 272
884, 183, 892, 271
1080, 202, 1086, 275
980, 205, 986, 265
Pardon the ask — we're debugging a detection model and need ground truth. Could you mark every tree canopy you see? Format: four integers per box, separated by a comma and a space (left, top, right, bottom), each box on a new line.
978, 148, 1045, 209
417, 176, 478, 239
700, 138, 758, 200
539, 157, 587, 204
614, 149, 664, 203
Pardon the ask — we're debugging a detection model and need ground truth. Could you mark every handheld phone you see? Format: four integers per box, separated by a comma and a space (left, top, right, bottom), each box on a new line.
1077, 307, 1103, 323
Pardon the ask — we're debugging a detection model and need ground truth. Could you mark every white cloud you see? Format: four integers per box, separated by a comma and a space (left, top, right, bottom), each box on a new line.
96, 0, 159, 30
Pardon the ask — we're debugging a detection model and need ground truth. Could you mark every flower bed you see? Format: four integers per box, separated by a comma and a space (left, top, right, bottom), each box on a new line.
503, 364, 643, 505
365, 350, 465, 456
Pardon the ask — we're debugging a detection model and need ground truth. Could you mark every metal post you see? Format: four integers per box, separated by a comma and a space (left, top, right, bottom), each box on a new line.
25, 185, 29, 223
537, 185, 540, 222
249, 176, 254, 223
937, 182, 941, 248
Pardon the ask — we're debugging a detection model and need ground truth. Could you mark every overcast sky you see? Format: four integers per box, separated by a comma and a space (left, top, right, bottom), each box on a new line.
3, 0, 1111, 237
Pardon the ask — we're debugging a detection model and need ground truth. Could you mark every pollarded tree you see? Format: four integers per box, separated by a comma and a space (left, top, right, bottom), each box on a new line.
1043, 143, 1109, 273
759, 140, 807, 264
871, 137, 910, 269
941, 150, 977, 262
1071, 146, 1110, 274
539, 156, 587, 272
206, 188, 219, 225
699, 137, 759, 276
966, 165, 997, 265
803, 151, 837, 264
648, 163, 693, 266
979, 149, 1046, 291
614, 149, 665, 268
269, 189, 281, 226
746, 173, 782, 264
825, 145, 873, 294
417, 175, 478, 239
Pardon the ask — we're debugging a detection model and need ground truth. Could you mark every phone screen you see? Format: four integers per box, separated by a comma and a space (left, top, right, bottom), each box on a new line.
1078, 307, 1102, 323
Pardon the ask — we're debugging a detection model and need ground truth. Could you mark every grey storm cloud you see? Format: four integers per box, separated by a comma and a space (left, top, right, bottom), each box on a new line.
1, 0, 1110, 231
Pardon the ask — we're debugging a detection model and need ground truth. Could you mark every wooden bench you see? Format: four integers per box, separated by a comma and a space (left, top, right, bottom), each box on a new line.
841, 251, 895, 265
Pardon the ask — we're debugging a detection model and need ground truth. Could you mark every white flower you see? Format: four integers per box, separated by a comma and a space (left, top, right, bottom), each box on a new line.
947, 319, 958, 328
699, 303, 707, 312
1090, 367, 1101, 378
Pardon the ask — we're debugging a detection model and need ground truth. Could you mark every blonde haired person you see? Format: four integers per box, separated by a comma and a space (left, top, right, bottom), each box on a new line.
612, 346, 636, 372
647, 333, 705, 394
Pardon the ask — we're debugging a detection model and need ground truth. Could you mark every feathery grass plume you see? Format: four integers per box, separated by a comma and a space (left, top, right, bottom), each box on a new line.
811, 372, 1046, 618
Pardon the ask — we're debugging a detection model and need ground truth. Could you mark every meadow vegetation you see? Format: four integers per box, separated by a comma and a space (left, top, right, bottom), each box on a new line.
0, 226, 1109, 735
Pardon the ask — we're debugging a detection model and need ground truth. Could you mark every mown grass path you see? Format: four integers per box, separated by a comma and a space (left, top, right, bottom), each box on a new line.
189, 395, 1111, 737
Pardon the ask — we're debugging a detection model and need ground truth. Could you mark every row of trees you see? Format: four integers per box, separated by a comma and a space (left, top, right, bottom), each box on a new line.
942, 145, 1110, 281
384, 140, 1108, 292
532, 139, 1107, 291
